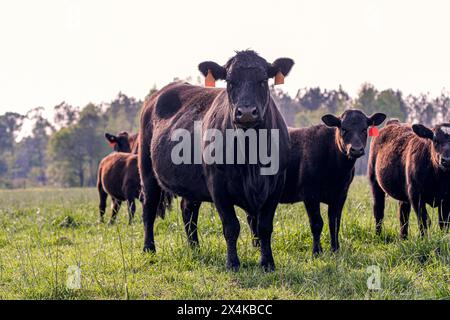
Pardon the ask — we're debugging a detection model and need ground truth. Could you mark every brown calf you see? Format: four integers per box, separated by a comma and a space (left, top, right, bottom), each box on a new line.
368, 121, 450, 238
98, 132, 141, 224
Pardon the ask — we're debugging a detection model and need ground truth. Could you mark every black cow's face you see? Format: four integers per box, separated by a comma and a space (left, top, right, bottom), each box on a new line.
322, 110, 386, 160
413, 123, 450, 169
105, 132, 132, 153
199, 50, 294, 129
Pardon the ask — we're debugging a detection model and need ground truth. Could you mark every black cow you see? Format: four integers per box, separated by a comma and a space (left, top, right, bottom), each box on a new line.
139, 50, 294, 271
280, 110, 386, 254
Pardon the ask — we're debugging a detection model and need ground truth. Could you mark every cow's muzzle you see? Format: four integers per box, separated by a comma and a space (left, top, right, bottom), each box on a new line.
234, 106, 260, 128
348, 146, 365, 159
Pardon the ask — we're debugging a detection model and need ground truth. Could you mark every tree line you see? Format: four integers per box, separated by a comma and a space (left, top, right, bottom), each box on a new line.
0, 83, 449, 188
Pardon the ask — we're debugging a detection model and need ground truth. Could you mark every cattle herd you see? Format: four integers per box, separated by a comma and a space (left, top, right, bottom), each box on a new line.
97, 50, 450, 272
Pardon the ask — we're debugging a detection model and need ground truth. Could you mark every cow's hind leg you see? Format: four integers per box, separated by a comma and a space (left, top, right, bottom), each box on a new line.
398, 201, 411, 239
247, 214, 260, 247
127, 199, 136, 225
109, 199, 122, 225
142, 177, 161, 252
304, 199, 323, 255
181, 198, 201, 248
371, 179, 386, 235
411, 195, 429, 237
98, 184, 107, 223
139, 120, 162, 253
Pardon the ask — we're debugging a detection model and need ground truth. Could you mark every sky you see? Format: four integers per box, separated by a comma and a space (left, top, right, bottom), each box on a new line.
1, 0, 450, 115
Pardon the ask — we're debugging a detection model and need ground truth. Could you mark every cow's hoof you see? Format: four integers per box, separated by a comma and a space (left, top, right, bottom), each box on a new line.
188, 240, 200, 249
143, 245, 156, 253
260, 259, 275, 272
226, 260, 240, 272
252, 238, 261, 248
108, 220, 116, 226
331, 246, 340, 253
312, 246, 323, 257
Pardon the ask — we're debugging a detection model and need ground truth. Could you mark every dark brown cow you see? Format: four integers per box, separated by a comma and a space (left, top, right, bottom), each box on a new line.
98, 132, 141, 224
368, 121, 450, 238
139, 50, 294, 271
182, 110, 386, 255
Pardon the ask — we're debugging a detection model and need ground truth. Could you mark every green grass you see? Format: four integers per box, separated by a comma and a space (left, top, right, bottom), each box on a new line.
0, 177, 449, 300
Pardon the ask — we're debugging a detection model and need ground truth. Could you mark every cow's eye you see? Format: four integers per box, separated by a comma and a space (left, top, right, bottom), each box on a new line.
362, 129, 367, 135
260, 80, 267, 87
342, 129, 348, 135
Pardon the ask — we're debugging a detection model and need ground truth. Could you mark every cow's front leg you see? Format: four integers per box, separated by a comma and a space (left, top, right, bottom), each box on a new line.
257, 208, 276, 272
328, 197, 346, 252
213, 196, 241, 271
257, 183, 284, 272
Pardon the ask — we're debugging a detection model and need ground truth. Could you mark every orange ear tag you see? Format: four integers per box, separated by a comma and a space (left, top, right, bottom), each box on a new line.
274, 71, 284, 85
369, 126, 379, 137
205, 70, 216, 87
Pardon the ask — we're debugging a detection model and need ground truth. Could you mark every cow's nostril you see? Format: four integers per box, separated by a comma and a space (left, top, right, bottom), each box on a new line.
350, 147, 364, 154
236, 109, 243, 118
251, 108, 258, 117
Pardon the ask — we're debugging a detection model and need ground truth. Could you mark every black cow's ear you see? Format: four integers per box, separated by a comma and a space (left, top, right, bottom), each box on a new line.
322, 114, 341, 128
105, 133, 117, 143
268, 58, 295, 78
412, 124, 434, 140
368, 113, 387, 126
198, 61, 226, 80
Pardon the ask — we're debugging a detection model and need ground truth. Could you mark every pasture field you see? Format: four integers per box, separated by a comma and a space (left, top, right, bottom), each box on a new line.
0, 177, 449, 300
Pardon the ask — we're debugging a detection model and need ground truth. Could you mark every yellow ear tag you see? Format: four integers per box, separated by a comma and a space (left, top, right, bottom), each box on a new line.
205, 70, 216, 87
274, 71, 284, 85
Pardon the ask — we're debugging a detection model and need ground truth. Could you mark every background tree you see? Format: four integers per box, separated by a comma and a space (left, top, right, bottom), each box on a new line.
47, 104, 107, 187
2, 84, 450, 188
53, 102, 79, 130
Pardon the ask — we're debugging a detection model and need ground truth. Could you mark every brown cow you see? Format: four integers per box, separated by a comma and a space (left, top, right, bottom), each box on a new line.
105, 131, 139, 154
368, 121, 450, 238
98, 132, 141, 225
